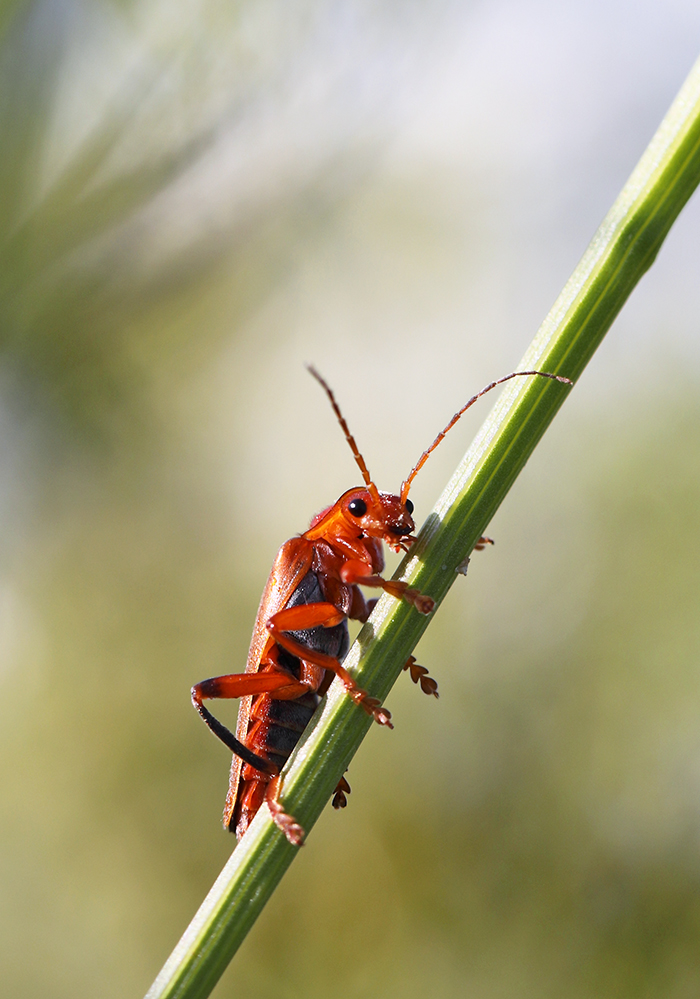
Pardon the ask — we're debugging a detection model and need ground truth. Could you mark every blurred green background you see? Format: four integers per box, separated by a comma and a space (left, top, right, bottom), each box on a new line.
2, 2, 700, 997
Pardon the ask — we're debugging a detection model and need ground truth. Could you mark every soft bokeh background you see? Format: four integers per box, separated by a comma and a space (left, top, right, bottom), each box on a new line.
2, 1, 700, 997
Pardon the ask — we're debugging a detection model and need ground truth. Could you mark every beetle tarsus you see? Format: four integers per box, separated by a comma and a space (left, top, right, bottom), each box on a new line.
347, 687, 393, 728
381, 579, 435, 615
332, 776, 351, 809
266, 775, 306, 846
403, 655, 439, 698
271, 809, 306, 847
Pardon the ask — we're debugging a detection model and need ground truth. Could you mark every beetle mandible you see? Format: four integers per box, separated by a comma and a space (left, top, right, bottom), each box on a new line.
192, 366, 571, 845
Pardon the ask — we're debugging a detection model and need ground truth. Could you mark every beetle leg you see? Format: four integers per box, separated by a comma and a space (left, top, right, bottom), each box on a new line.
267, 604, 393, 728
332, 775, 351, 809
340, 560, 435, 614
403, 655, 439, 698
265, 774, 306, 846
194, 671, 312, 702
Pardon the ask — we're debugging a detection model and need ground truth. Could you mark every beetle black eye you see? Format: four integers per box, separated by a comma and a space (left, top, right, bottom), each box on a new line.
348, 498, 367, 517
404, 498, 414, 514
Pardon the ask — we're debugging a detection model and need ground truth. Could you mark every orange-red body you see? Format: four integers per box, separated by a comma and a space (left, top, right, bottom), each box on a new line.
192, 485, 436, 845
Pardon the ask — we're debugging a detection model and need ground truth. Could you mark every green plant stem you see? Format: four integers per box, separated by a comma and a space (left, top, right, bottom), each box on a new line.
145, 54, 700, 999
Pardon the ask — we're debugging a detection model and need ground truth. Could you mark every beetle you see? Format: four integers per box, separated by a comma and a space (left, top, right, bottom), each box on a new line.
192, 366, 571, 845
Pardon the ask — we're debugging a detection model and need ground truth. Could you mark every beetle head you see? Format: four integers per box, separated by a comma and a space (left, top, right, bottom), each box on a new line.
339, 487, 416, 553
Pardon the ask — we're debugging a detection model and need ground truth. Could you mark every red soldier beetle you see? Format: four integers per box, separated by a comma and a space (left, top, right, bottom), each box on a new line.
192, 366, 572, 846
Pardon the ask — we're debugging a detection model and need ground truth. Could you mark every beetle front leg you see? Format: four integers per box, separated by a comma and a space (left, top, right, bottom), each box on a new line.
341, 560, 435, 614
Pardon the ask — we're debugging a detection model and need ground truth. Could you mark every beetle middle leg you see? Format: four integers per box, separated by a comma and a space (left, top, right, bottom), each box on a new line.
266, 603, 393, 727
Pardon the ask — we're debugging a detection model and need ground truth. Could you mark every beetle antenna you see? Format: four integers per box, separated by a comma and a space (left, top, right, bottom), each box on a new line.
308, 366, 380, 501
400, 370, 573, 503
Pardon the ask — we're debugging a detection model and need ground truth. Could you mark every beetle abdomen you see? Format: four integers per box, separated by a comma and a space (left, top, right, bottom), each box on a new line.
261, 691, 319, 769
230, 570, 352, 840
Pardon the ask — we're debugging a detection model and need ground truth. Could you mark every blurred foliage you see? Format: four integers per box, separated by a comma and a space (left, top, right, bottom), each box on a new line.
1, 1, 700, 998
